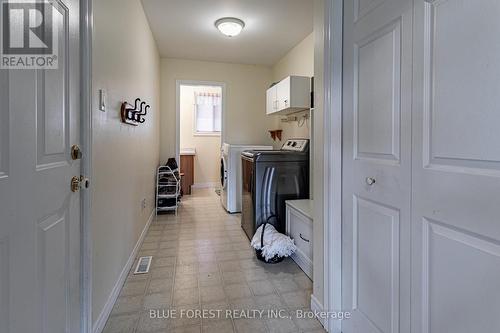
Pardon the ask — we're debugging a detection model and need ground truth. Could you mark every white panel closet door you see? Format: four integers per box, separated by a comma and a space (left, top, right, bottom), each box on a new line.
412, 1, 500, 332
342, 0, 413, 332
0, 0, 81, 331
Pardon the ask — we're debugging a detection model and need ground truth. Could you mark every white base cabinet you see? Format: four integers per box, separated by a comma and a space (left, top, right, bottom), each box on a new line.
286, 200, 313, 279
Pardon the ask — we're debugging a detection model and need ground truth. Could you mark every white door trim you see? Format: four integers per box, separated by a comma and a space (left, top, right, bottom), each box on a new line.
175, 80, 227, 164
323, 0, 343, 332
80, 0, 93, 332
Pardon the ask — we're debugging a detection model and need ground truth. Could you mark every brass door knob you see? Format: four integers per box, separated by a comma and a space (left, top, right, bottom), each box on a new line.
71, 176, 81, 192
365, 177, 376, 186
71, 145, 82, 160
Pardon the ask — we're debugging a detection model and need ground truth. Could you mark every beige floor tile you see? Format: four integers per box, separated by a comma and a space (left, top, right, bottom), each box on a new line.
111, 295, 143, 315
272, 278, 301, 294
200, 285, 226, 304
222, 271, 246, 285
151, 267, 175, 280
293, 274, 313, 291
243, 269, 269, 282
219, 260, 242, 273
229, 298, 257, 311
224, 283, 252, 300
156, 248, 178, 257
102, 313, 139, 333
106, 189, 312, 332
248, 280, 276, 296
170, 325, 202, 333
136, 310, 170, 333
170, 304, 202, 328
147, 277, 174, 294
281, 291, 310, 309
201, 301, 230, 312
175, 274, 198, 290
176, 263, 198, 275
266, 317, 299, 333
173, 288, 200, 306
153, 256, 176, 268
143, 292, 172, 309
120, 280, 147, 297
199, 272, 222, 287
254, 294, 285, 312
233, 318, 267, 333
290, 309, 324, 332
141, 242, 160, 251
202, 319, 235, 333
199, 262, 219, 273
143, 236, 161, 243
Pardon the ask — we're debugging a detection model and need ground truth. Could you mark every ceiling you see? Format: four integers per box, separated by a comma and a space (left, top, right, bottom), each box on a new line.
141, 0, 314, 66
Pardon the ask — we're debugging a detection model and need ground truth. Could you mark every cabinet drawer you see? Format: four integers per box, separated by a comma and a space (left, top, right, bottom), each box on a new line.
288, 209, 312, 259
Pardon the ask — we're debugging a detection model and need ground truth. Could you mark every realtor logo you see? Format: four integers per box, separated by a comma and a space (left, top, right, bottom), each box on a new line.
1, 0, 60, 69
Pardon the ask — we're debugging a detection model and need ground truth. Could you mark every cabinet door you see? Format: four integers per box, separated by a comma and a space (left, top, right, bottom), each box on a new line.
277, 76, 291, 110
266, 86, 277, 114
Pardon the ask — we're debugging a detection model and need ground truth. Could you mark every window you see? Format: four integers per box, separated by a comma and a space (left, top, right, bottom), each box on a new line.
194, 92, 221, 135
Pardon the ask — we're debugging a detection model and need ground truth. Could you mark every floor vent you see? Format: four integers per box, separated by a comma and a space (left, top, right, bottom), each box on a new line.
134, 256, 152, 274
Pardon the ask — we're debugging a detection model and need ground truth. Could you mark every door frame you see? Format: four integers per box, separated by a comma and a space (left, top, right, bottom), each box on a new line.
175, 80, 227, 164
80, 0, 93, 332
323, 0, 343, 332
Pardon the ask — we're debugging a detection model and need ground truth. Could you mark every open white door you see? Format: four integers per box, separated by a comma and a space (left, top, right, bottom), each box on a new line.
0, 0, 82, 331
341, 0, 413, 332
411, 1, 500, 332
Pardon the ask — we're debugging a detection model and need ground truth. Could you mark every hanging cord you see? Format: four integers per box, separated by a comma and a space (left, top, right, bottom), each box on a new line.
297, 113, 308, 127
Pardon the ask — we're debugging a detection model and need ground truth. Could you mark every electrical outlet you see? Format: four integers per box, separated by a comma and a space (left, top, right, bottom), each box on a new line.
141, 198, 146, 210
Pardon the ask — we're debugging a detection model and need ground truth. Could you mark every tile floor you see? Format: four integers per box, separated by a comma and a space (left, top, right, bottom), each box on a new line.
103, 188, 325, 333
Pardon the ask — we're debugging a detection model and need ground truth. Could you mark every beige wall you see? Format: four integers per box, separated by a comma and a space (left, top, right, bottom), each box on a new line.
91, 0, 160, 325
312, 0, 325, 306
180, 85, 221, 185
271, 33, 314, 142
160, 58, 275, 162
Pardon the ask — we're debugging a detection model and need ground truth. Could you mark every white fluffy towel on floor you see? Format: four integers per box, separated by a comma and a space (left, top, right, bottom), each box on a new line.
251, 223, 297, 261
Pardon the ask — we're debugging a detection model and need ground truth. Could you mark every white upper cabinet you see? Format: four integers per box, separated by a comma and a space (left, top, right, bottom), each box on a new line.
266, 75, 311, 115
266, 84, 278, 114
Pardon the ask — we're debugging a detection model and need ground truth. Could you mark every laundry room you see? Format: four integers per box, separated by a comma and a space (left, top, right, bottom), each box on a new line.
89, 0, 326, 332
5, 0, 497, 332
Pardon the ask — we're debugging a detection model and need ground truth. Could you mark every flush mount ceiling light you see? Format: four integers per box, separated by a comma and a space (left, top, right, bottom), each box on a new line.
215, 17, 245, 37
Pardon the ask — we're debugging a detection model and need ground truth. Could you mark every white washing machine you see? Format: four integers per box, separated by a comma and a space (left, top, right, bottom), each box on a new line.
221, 143, 273, 213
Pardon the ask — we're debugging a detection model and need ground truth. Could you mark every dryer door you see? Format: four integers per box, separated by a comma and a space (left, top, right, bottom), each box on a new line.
220, 157, 227, 189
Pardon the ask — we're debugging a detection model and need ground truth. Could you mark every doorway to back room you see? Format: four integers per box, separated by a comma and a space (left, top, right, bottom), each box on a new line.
178, 83, 224, 195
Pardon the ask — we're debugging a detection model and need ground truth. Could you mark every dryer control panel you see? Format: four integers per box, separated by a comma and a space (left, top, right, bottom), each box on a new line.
281, 139, 309, 152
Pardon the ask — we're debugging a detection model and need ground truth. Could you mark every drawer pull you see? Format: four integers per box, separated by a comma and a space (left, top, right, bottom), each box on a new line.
299, 233, 310, 243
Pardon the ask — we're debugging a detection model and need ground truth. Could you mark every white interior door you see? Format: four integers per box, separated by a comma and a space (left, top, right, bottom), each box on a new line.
342, 0, 413, 332
0, 0, 81, 332
411, 1, 500, 332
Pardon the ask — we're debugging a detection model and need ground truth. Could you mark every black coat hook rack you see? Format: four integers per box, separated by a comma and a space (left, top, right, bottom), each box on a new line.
120, 98, 150, 126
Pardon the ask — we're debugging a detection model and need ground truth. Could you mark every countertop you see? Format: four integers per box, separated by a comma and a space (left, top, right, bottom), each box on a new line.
285, 199, 313, 219
180, 148, 196, 155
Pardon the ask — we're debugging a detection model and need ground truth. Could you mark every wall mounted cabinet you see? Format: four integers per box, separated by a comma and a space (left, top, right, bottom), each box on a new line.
266, 76, 311, 115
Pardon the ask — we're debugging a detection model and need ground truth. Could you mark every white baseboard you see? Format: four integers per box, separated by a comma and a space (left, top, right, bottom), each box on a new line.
92, 210, 154, 333
191, 182, 218, 189
311, 294, 326, 328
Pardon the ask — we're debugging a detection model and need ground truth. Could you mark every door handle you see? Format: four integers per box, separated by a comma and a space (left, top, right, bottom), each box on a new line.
365, 177, 376, 186
299, 233, 310, 243
71, 175, 90, 192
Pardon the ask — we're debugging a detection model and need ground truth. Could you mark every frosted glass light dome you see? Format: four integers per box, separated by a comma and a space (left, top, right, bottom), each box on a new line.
215, 17, 245, 37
